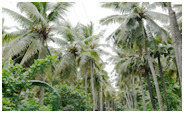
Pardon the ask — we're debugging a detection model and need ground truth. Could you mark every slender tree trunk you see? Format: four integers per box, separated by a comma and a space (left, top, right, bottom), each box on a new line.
168, 3, 182, 92
25, 89, 29, 100
126, 86, 133, 108
95, 87, 98, 110
107, 99, 110, 111
157, 52, 170, 111
100, 75, 103, 111
124, 91, 131, 109
85, 71, 88, 95
39, 86, 45, 105
105, 99, 107, 111
112, 101, 115, 110
90, 60, 97, 111
39, 37, 45, 105
139, 75, 146, 110
146, 49, 164, 110
71, 79, 75, 87
145, 67, 156, 110
132, 76, 138, 109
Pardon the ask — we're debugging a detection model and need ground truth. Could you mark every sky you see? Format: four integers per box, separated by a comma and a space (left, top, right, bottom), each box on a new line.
1, 0, 183, 90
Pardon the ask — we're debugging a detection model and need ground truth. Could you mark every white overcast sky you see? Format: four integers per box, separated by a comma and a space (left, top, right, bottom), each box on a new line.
1, 0, 183, 89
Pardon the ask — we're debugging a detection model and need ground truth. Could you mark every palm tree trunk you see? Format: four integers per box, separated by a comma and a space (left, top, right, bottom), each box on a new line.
124, 90, 131, 109
146, 48, 164, 110
157, 52, 170, 111
100, 75, 103, 111
145, 67, 156, 110
126, 85, 133, 108
132, 76, 138, 109
71, 79, 75, 87
39, 37, 45, 105
167, 2, 182, 91
25, 88, 29, 100
107, 99, 110, 111
90, 60, 97, 111
139, 75, 146, 110
129, 94, 133, 108
85, 71, 88, 95
94, 87, 98, 110
105, 99, 107, 111
39, 86, 45, 105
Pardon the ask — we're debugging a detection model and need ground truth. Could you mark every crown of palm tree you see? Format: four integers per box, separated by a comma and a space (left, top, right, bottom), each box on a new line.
2, 2, 73, 66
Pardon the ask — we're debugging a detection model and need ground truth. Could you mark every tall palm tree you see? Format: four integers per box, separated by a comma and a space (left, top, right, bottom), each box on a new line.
100, 2, 170, 110
148, 2, 182, 93
2, 2, 73, 105
167, 3, 182, 91
150, 37, 174, 110
112, 49, 146, 110
76, 22, 109, 111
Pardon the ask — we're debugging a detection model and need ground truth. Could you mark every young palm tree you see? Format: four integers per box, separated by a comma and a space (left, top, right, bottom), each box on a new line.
100, 2, 169, 110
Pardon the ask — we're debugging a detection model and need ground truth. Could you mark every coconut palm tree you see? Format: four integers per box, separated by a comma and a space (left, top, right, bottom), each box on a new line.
112, 50, 146, 110
52, 21, 83, 86
2, 2, 73, 105
148, 2, 182, 93
76, 22, 109, 111
51, 21, 108, 110
150, 37, 175, 111
100, 2, 170, 110
167, 3, 182, 91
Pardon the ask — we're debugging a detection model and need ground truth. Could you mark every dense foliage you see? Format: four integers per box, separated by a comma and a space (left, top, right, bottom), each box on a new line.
45, 85, 93, 111
2, 57, 92, 111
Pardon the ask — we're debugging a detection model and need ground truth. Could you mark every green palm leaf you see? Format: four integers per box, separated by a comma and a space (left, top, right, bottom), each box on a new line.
2, 7, 33, 28
55, 52, 77, 80
30, 80, 60, 98
17, 2, 46, 24
20, 38, 40, 65
146, 11, 169, 23
48, 2, 73, 21
3, 33, 35, 61
100, 14, 126, 25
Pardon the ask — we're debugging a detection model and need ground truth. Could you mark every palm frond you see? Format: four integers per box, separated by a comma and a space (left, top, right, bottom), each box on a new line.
48, 37, 68, 46
47, 2, 73, 21
3, 33, 35, 61
30, 80, 60, 98
101, 2, 123, 12
38, 44, 50, 59
78, 54, 90, 74
31, 2, 47, 18
17, 2, 46, 24
100, 14, 126, 25
2, 7, 33, 28
55, 52, 76, 79
145, 18, 168, 42
146, 11, 169, 23
20, 39, 40, 65
101, 2, 138, 13
2, 29, 26, 45
147, 2, 167, 11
